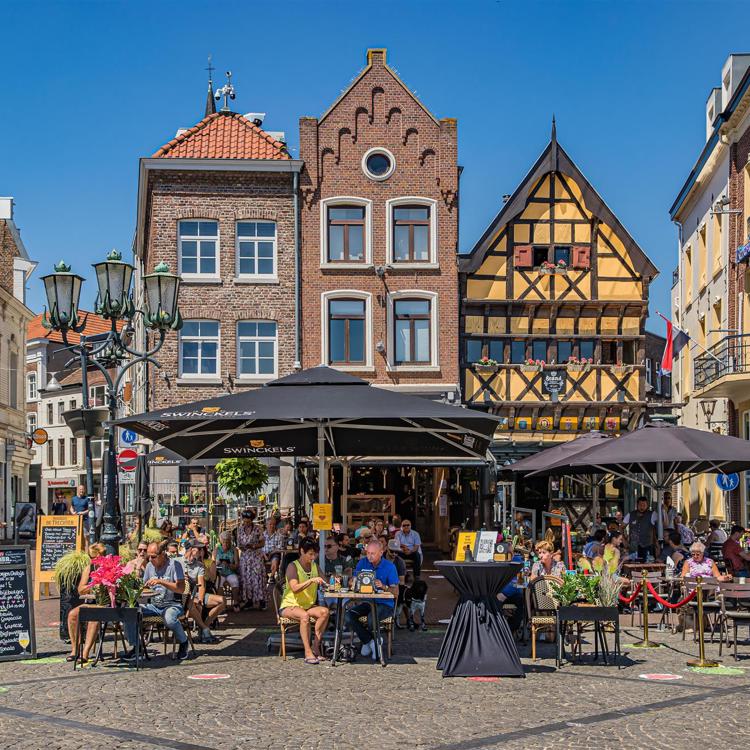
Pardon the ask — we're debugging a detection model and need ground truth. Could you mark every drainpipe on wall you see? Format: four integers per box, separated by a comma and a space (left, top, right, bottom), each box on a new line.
293, 171, 301, 370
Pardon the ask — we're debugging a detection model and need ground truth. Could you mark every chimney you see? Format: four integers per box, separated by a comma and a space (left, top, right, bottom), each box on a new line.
367, 49, 387, 68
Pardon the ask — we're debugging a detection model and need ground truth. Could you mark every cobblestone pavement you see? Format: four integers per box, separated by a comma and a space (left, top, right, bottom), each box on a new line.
1, 618, 749, 750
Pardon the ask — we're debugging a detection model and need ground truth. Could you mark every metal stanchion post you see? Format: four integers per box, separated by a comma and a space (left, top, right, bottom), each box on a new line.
687, 575, 719, 668
632, 569, 660, 648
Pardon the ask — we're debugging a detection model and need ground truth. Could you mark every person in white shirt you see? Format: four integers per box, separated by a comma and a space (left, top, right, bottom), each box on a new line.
394, 519, 422, 578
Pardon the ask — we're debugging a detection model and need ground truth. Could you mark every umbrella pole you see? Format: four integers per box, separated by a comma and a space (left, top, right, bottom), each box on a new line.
656, 463, 664, 549
318, 423, 327, 572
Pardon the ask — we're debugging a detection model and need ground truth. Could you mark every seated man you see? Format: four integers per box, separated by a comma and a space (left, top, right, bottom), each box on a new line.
583, 529, 606, 559
723, 525, 750, 577
394, 519, 422, 578
346, 539, 399, 660
123, 540, 190, 661
322, 535, 353, 579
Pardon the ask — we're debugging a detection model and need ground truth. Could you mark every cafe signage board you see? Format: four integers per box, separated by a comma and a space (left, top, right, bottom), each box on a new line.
541, 370, 567, 395
34, 515, 84, 600
0, 546, 36, 661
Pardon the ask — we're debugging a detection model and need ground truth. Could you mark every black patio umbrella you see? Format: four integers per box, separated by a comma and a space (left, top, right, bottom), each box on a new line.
114, 366, 499, 564
525, 421, 750, 536
134, 452, 151, 536
508, 431, 613, 525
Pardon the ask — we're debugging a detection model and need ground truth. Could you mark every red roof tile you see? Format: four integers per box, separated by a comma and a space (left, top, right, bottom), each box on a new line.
27, 310, 122, 345
153, 112, 289, 160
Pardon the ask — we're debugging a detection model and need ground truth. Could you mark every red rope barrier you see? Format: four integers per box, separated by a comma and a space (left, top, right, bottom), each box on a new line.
618, 583, 642, 605
645, 581, 697, 609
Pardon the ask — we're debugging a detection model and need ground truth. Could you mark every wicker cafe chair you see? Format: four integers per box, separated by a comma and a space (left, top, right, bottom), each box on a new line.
528, 576, 561, 661
354, 612, 394, 657
272, 583, 316, 660
141, 581, 197, 658
718, 582, 750, 660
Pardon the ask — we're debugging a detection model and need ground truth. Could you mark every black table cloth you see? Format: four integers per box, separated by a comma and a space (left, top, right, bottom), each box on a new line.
436, 561, 524, 678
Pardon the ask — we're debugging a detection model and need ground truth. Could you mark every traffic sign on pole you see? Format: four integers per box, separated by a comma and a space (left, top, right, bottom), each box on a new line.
121, 429, 137, 445
117, 448, 138, 473
716, 473, 740, 492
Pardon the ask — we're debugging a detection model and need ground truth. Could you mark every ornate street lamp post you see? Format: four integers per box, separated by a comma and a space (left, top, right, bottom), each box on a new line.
41, 252, 181, 554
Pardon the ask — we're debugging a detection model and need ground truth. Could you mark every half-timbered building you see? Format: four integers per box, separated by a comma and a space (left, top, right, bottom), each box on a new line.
460, 125, 658, 501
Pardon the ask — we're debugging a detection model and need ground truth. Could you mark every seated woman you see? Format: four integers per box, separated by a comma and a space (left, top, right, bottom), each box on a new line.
602, 531, 625, 574
530, 541, 566, 580
213, 531, 241, 611
66, 542, 106, 663
681, 540, 729, 580
183, 541, 226, 643
279, 538, 330, 664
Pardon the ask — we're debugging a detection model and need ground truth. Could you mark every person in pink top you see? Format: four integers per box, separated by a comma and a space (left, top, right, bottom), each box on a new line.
680, 541, 729, 580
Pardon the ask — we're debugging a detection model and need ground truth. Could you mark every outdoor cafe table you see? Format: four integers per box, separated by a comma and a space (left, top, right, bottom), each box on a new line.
621, 561, 666, 578
327, 590, 395, 668
435, 561, 524, 678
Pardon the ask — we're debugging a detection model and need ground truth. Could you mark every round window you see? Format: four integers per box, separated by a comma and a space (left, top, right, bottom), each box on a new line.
362, 148, 395, 181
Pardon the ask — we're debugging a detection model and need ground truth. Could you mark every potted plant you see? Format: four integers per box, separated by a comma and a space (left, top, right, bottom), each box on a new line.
473, 355, 500, 373
214, 457, 269, 506
521, 358, 544, 372
567, 356, 592, 373
539, 260, 555, 275
556, 259, 568, 273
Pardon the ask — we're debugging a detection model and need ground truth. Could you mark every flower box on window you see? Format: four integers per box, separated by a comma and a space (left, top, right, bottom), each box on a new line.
610, 364, 633, 375
520, 358, 544, 373
539, 260, 569, 275
473, 357, 500, 373
567, 357, 593, 373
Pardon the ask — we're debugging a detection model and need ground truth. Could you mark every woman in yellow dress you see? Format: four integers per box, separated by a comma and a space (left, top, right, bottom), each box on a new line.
279, 538, 330, 664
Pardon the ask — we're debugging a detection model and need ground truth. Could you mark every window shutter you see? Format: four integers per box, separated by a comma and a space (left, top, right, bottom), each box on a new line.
514, 244, 533, 269
572, 246, 591, 269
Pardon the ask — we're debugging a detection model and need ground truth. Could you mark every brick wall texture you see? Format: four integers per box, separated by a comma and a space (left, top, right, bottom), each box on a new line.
0, 220, 20, 295
141, 169, 297, 408
298, 49, 460, 388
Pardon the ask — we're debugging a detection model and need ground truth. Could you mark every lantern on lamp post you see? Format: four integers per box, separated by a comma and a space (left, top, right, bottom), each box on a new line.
40, 251, 181, 554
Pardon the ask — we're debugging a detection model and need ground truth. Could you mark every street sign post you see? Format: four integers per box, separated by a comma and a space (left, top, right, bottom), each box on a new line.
716, 473, 740, 492
117, 448, 138, 473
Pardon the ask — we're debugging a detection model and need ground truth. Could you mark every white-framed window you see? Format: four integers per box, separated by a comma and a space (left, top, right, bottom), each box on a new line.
70, 437, 78, 466
27, 413, 36, 435
47, 441, 54, 467
362, 147, 396, 181
237, 321, 277, 379
69, 399, 77, 410
319, 197, 373, 267
56, 401, 64, 424
46, 403, 53, 425
58, 438, 66, 467
321, 290, 373, 370
178, 220, 219, 278
655, 364, 662, 395
89, 385, 106, 407
179, 320, 220, 378
386, 197, 438, 266
236, 221, 276, 281
27, 372, 37, 401
91, 437, 106, 461
645, 358, 653, 387
9, 352, 18, 409
386, 290, 439, 370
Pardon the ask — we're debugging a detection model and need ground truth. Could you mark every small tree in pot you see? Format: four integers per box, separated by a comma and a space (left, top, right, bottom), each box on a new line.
214, 457, 269, 506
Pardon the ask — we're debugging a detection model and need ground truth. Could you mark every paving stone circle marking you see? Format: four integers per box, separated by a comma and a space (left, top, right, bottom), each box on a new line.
639, 673, 683, 681
467, 676, 500, 682
187, 673, 231, 680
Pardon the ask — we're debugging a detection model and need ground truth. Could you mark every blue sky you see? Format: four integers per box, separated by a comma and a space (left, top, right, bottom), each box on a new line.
3, 0, 750, 329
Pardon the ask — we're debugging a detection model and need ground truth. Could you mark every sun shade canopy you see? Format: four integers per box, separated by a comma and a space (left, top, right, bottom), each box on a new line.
114, 367, 498, 463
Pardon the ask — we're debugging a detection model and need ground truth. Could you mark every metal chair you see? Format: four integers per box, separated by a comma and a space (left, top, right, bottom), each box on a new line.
528, 576, 561, 661
683, 577, 722, 642
718, 582, 750, 660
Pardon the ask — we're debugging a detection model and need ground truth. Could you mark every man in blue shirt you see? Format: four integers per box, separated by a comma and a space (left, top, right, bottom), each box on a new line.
347, 539, 399, 660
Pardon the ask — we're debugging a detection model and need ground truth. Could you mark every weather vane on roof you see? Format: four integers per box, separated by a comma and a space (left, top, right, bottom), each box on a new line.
214, 70, 236, 112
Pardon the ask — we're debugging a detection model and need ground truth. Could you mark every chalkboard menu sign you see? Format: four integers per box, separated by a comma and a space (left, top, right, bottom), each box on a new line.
34, 515, 83, 599
541, 370, 567, 395
40, 524, 78, 571
0, 546, 36, 661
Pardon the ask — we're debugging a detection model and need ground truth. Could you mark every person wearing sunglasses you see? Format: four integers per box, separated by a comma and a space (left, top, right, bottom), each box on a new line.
122, 540, 190, 661
681, 540, 729, 581
132, 543, 149, 576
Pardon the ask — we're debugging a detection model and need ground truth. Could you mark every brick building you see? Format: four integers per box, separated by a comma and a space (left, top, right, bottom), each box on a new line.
133, 93, 303, 511
297, 49, 461, 545
0, 197, 36, 537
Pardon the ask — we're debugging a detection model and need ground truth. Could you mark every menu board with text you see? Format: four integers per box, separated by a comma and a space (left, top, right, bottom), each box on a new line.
0, 546, 36, 661
34, 515, 84, 599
